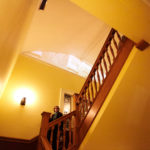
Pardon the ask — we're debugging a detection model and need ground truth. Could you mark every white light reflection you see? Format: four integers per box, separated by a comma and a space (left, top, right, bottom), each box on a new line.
14, 88, 36, 106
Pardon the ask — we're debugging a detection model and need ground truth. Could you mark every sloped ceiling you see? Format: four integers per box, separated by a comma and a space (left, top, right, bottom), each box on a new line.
22, 0, 110, 65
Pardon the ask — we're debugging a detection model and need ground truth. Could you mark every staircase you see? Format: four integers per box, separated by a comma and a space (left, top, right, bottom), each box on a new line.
37, 28, 134, 150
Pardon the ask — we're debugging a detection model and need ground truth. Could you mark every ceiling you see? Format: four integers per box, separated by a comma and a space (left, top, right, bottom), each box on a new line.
71, 0, 150, 44
22, 0, 110, 66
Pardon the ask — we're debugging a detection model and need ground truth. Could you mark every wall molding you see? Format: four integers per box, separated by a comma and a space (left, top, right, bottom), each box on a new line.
0, 135, 39, 150
0, 135, 39, 144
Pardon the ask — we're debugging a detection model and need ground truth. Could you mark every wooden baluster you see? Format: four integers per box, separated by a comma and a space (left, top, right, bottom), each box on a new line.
74, 94, 81, 125
113, 37, 119, 51
116, 32, 123, 50
78, 103, 81, 123
80, 102, 83, 122
84, 89, 88, 115
109, 44, 115, 61
98, 63, 102, 85
96, 66, 101, 91
78, 97, 82, 123
99, 61, 104, 83
83, 91, 87, 116
57, 123, 60, 150
75, 100, 79, 147
68, 117, 72, 148
72, 93, 79, 111
79, 95, 83, 120
106, 49, 111, 68
90, 79, 94, 101
86, 88, 90, 111
87, 83, 91, 106
63, 120, 66, 150
102, 53, 108, 75
81, 94, 85, 119
50, 126, 54, 145
93, 72, 97, 98
73, 115, 76, 147
116, 31, 121, 41
81, 95, 84, 120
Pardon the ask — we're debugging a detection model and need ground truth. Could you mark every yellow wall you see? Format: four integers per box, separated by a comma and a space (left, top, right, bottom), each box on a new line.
0, 0, 40, 97
70, 0, 150, 43
79, 46, 150, 150
0, 55, 85, 139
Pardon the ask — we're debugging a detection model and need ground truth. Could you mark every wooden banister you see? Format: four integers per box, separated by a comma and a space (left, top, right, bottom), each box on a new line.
76, 29, 134, 147
76, 29, 120, 127
38, 28, 134, 150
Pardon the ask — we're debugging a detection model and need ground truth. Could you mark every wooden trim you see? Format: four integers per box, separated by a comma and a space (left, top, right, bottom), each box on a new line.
78, 38, 134, 147
0, 136, 38, 144
136, 40, 149, 50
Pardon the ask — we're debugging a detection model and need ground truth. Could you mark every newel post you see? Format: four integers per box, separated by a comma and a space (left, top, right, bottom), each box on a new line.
73, 93, 79, 148
37, 112, 51, 150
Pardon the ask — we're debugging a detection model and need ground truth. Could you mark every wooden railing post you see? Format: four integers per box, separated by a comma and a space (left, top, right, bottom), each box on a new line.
40, 112, 51, 137
73, 93, 79, 148
37, 112, 51, 150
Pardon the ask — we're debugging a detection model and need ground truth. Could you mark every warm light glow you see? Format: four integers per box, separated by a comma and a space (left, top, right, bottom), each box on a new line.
14, 88, 36, 105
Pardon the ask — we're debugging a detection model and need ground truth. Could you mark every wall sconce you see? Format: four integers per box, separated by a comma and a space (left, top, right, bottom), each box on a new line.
20, 97, 26, 106
14, 88, 36, 105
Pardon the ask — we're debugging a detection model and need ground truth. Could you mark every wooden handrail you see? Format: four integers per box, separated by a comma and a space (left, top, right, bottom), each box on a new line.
48, 111, 76, 128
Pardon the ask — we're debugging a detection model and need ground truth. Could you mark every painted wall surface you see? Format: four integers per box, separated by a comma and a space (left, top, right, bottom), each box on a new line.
0, 55, 85, 139
79, 47, 150, 150
70, 0, 150, 43
0, 0, 40, 97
